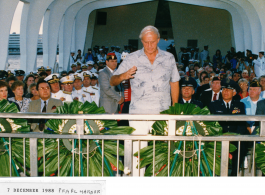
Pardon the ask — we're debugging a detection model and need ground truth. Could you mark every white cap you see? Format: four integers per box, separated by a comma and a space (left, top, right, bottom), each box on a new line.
44, 73, 60, 83
121, 52, 129, 60
90, 68, 97, 73
242, 69, 248, 73
60, 75, 74, 84
81, 64, 88, 68
91, 73, 98, 79
81, 71, 92, 78
46, 66, 52, 71
86, 60, 94, 65
73, 73, 83, 81
70, 50, 75, 53
99, 49, 103, 51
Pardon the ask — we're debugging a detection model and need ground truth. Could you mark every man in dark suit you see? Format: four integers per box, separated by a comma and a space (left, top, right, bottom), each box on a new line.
28, 79, 63, 132
179, 76, 204, 108
200, 76, 222, 108
208, 78, 249, 176
99, 53, 124, 114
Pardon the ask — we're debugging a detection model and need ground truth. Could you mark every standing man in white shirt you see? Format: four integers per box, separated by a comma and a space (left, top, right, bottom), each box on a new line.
253, 50, 265, 77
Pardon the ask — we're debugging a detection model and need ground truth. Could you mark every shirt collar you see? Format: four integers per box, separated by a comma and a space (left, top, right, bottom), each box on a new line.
41, 98, 49, 104
138, 47, 164, 58
106, 66, 114, 74
182, 98, 191, 103
223, 100, 232, 107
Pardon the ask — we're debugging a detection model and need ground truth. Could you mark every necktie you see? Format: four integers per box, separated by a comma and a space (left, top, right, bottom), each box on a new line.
226, 102, 230, 113
42, 101, 47, 113
213, 93, 217, 101
39, 101, 47, 131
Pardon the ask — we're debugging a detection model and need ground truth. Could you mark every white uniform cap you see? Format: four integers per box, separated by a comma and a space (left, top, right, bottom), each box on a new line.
81, 64, 88, 68
86, 60, 94, 65
44, 73, 60, 83
242, 69, 248, 73
90, 68, 97, 73
46, 66, 52, 71
60, 75, 74, 84
91, 73, 98, 79
73, 73, 83, 81
99, 49, 103, 51
70, 50, 75, 53
121, 52, 129, 60
81, 71, 92, 78
259, 50, 265, 53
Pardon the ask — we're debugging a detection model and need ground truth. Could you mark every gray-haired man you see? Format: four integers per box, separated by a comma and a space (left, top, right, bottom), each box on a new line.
110, 25, 180, 176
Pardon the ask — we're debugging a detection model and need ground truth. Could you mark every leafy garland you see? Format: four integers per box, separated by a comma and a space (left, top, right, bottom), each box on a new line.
0, 100, 135, 176
40, 100, 135, 176
134, 103, 236, 176
0, 100, 30, 176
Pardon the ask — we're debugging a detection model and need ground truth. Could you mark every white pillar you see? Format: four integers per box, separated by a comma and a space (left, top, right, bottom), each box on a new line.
62, 0, 97, 71
228, 0, 261, 54
59, 16, 65, 71
0, 0, 20, 69
46, 0, 80, 69
42, 9, 50, 68
75, 5, 96, 52
20, 0, 54, 72
20, 2, 30, 71
248, 0, 265, 51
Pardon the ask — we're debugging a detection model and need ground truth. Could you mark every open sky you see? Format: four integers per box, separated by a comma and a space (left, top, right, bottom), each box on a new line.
10, 1, 43, 34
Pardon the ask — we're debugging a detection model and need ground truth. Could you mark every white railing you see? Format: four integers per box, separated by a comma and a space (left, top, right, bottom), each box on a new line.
1, 113, 265, 177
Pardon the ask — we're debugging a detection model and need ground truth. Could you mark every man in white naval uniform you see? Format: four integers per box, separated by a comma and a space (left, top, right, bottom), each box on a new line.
91, 73, 100, 88
87, 61, 95, 71
44, 74, 72, 103
253, 50, 265, 77
60, 75, 83, 103
81, 71, 100, 106
72, 73, 92, 103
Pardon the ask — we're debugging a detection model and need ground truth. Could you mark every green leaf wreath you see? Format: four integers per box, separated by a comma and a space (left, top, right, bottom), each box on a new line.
134, 103, 237, 176
0, 100, 135, 177
0, 100, 31, 177
40, 100, 135, 176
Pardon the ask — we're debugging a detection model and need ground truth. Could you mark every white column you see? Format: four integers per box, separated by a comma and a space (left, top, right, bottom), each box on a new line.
0, 0, 20, 69
248, 0, 265, 51
228, 0, 261, 53
20, 2, 30, 71
42, 9, 50, 68
75, 5, 96, 52
58, 16, 65, 71
20, 0, 54, 72
62, 0, 96, 71
46, 0, 80, 70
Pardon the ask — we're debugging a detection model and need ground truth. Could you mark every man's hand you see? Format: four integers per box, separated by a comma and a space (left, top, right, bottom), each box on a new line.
122, 66, 137, 80
118, 96, 125, 105
110, 66, 137, 86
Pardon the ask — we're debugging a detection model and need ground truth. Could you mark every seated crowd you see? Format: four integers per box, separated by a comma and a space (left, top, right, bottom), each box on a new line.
0, 44, 264, 176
